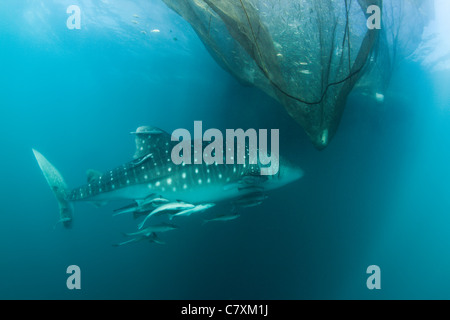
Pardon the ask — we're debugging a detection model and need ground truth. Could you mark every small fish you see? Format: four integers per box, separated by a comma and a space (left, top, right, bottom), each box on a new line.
147, 197, 170, 208
124, 223, 178, 236
113, 232, 164, 247
273, 41, 282, 50
140, 30, 147, 35
133, 14, 140, 18
113, 202, 141, 216
299, 62, 308, 66
138, 202, 195, 229
375, 92, 385, 103
151, 29, 160, 33
131, 20, 139, 24
202, 213, 240, 225
112, 238, 141, 247
300, 69, 312, 75
170, 203, 215, 219
113, 196, 169, 216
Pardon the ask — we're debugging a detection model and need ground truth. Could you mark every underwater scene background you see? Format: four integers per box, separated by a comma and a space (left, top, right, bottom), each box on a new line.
0, 0, 450, 299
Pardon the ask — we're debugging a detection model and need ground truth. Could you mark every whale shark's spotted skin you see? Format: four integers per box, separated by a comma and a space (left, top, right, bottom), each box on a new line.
67, 129, 262, 204
34, 126, 303, 229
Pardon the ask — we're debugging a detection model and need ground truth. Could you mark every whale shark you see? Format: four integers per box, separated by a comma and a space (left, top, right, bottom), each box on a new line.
33, 126, 303, 229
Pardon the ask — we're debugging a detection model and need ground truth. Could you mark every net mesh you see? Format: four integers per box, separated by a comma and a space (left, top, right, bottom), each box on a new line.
162, 0, 433, 148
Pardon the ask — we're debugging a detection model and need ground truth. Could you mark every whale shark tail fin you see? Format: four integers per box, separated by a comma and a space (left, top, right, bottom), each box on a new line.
32, 149, 73, 228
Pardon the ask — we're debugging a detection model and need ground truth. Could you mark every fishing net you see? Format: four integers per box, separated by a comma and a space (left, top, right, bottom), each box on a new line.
161, 0, 433, 149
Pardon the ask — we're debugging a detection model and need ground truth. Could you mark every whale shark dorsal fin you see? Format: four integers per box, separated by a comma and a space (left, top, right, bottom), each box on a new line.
131, 126, 172, 159
86, 169, 103, 183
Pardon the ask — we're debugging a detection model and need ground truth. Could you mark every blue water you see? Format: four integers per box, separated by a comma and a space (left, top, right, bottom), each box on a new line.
1, 0, 450, 299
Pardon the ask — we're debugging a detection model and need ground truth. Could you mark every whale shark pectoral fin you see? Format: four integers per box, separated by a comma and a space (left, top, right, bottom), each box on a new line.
86, 169, 103, 183
131, 126, 173, 159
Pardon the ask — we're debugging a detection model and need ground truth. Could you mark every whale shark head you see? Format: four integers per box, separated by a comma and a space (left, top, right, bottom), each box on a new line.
265, 156, 304, 191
